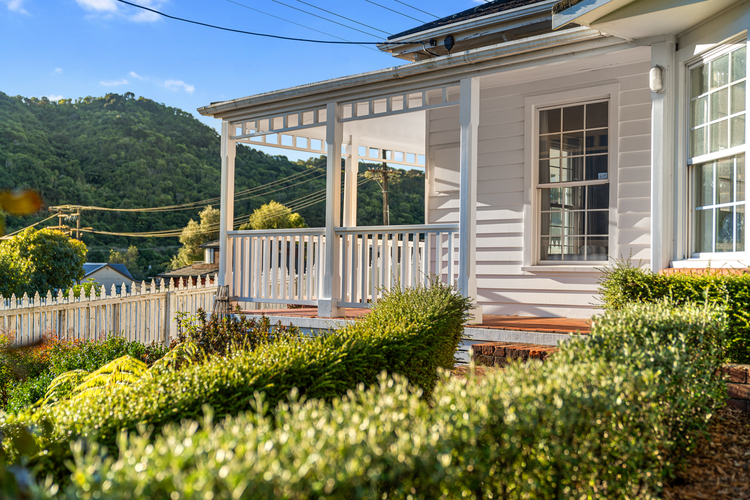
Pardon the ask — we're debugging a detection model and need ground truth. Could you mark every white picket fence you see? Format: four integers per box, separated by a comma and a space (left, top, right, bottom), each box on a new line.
0, 277, 218, 346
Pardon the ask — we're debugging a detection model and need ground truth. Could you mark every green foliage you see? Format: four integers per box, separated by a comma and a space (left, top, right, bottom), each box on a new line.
52, 303, 726, 500
238, 200, 307, 230
66, 278, 101, 299
169, 205, 219, 269
107, 246, 142, 280
0, 228, 87, 298
598, 259, 750, 362
0, 282, 470, 480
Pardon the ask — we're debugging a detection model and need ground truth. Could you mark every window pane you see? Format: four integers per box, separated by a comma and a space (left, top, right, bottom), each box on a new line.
540, 108, 561, 134
732, 46, 746, 82
585, 129, 608, 155
562, 237, 584, 261
540, 237, 562, 260
562, 105, 584, 131
585, 155, 608, 181
739, 156, 745, 202
712, 54, 730, 89
731, 82, 745, 114
564, 187, 585, 210
586, 102, 608, 129
586, 237, 609, 261
691, 126, 707, 157
731, 115, 745, 148
562, 132, 583, 156
695, 208, 713, 252
542, 187, 563, 211
717, 158, 733, 204
710, 119, 729, 152
738, 205, 745, 251
691, 64, 709, 98
560, 157, 583, 182
692, 96, 708, 127
588, 184, 609, 210
587, 211, 609, 235
539, 135, 557, 159
716, 206, 734, 252
541, 213, 554, 236
539, 159, 560, 184
710, 88, 729, 120
695, 161, 714, 207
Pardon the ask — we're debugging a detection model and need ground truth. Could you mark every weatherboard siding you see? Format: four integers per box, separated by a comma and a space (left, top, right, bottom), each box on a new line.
427, 53, 652, 318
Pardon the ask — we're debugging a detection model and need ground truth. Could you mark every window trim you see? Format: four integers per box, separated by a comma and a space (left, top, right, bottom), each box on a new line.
523, 84, 620, 269
684, 37, 749, 260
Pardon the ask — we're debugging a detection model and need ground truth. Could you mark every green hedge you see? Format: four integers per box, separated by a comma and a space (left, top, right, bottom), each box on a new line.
599, 260, 750, 363
0, 282, 471, 479
48, 302, 726, 500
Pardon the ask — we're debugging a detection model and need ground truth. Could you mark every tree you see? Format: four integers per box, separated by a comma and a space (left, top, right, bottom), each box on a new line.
169, 206, 219, 270
109, 245, 143, 279
0, 228, 87, 297
239, 201, 307, 230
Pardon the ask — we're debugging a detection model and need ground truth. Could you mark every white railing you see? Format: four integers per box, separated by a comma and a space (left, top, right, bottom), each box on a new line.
227, 224, 459, 308
0, 278, 217, 346
336, 224, 459, 308
228, 228, 325, 305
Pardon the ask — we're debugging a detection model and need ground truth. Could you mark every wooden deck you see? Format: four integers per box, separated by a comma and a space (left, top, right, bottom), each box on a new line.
244, 307, 591, 335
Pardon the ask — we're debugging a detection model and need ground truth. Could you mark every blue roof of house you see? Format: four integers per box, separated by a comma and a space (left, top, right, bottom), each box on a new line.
83, 263, 135, 281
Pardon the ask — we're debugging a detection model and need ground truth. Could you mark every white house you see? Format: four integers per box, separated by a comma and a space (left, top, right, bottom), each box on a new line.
198, 0, 750, 321
81, 263, 135, 292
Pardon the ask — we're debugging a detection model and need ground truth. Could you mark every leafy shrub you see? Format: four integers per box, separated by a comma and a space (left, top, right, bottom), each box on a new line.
1, 281, 471, 481
56, 300, 726, 500
599, 259, 750, 362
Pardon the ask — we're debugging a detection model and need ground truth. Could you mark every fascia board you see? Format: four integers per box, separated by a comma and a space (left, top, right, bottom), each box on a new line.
552, 0, 634, 29
380, 0, 558, 46
198, 27, 606, 119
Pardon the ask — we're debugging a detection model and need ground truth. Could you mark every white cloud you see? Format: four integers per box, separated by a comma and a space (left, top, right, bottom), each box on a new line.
46, 95, 64, 101
129, 71, 144, 80
75, 0, 117, 12
52, 67, 63, 75
75, 0, 165, 22
5, 0, 28, 14
100, 78, 129, 87
164, 79, 195, 94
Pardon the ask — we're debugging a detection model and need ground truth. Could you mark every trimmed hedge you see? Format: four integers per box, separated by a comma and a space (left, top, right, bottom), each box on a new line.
49, 302, 726, 500
0, 281, 471, 478
599, 260, 750, 362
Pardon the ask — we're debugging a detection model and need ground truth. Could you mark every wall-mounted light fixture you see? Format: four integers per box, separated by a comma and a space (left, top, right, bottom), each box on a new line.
649, 65, 665, 93
444, 35, 455, 53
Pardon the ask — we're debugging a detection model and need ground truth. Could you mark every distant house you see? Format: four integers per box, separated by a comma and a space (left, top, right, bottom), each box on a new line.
82, 263, 136, 292
200, 240, 220, 265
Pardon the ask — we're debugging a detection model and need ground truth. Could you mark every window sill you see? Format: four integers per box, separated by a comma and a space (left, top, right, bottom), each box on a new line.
670, 258, 750, 269
522, 265, 607, 274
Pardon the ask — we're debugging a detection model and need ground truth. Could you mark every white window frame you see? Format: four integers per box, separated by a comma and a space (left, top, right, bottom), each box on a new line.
522, 84, 620, 272
685, 37, 749, 261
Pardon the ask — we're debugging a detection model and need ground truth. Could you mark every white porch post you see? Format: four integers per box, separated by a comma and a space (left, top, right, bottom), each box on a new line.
343, 135, 359, 227
650, 38, 677, 272
319, 102, 344, 317
458, 77, 482, 323
218, 120, 236, 289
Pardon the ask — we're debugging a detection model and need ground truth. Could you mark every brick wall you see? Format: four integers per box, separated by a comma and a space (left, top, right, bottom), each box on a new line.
720, 364, 750, 412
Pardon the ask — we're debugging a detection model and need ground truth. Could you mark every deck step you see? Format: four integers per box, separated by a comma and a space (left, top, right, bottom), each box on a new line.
470, 341, 558, 367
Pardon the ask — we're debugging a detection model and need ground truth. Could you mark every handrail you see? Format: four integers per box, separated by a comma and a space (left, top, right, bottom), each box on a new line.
335, 223, 459, 234
228, 228, 326, 236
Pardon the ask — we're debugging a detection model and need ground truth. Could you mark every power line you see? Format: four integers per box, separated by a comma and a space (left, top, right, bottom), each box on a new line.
393, 0, 439, 19
225, 0, 378, 52
268, 0, 383, 39
115, 0, 416, 45
293, 0, 393, 36
0, 214, 58, 240
363, 0, 426, 23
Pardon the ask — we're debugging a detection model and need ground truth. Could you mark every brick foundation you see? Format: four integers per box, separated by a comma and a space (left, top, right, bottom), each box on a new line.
720, 364, 750, 413
470, 342, 557, 367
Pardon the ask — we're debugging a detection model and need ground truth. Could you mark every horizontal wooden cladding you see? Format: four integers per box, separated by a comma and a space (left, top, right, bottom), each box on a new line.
620, 119, 651, 137
618, 165, 651, 183
478, 274, 601, 290
476, 288, 599, 307
619, 135, 651, 153
478, 302, 597, 319
618, 213, 651, 230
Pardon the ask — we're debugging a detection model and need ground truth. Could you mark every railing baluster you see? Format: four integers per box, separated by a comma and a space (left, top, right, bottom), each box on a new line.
271, 236, 278, 300
448, 232, 454, 285
350, 233, 358, 304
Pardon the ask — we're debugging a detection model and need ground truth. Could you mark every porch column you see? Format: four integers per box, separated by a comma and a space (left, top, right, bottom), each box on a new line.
650, 37, 677, 272
320, 102, 344, 317
458, 77, 482, 323
343, 135, 359, 227
218, 120, 236, 288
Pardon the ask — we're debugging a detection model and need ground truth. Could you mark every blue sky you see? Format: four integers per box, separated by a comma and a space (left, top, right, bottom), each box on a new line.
1, 0, 479, 161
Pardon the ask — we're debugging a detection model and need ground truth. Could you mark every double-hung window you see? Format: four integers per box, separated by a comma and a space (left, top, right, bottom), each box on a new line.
537, 101, 610, 262
689, 43, 747, 254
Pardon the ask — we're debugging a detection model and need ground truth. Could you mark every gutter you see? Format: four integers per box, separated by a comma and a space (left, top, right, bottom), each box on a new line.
198, 26, 607, 117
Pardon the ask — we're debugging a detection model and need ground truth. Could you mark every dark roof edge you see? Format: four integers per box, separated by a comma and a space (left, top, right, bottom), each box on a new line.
552, 0, 583, 14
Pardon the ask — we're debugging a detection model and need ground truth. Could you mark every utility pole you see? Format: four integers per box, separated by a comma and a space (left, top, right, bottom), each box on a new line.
368, 163, 393, 225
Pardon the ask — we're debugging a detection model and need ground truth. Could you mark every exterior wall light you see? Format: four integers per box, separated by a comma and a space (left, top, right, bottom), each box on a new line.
650, 65, 665, 93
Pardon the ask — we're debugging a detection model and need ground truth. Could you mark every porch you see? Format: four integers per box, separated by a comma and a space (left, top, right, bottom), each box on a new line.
216, 79, 482, 319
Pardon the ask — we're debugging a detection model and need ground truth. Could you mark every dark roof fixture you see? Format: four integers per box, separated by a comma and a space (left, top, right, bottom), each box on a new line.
444, 35, 455, 52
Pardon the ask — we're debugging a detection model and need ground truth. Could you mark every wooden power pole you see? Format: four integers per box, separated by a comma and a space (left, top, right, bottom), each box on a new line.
368, 163, 393, 225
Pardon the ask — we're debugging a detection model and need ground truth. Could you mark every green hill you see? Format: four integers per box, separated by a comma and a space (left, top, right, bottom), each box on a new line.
0, 92, 424, 276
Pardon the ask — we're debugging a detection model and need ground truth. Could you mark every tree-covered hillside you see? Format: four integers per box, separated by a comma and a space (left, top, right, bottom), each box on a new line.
0, 92, 424, 275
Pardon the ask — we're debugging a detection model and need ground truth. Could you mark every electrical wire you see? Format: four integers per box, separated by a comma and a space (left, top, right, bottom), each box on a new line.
0, 214, 58, 240
225, 0, 378, 52
115, 0, 417, 45
362, 0, 426, 23
293, 0, 392, 36
392, 0, 439, 19
268, 0, 383, 39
